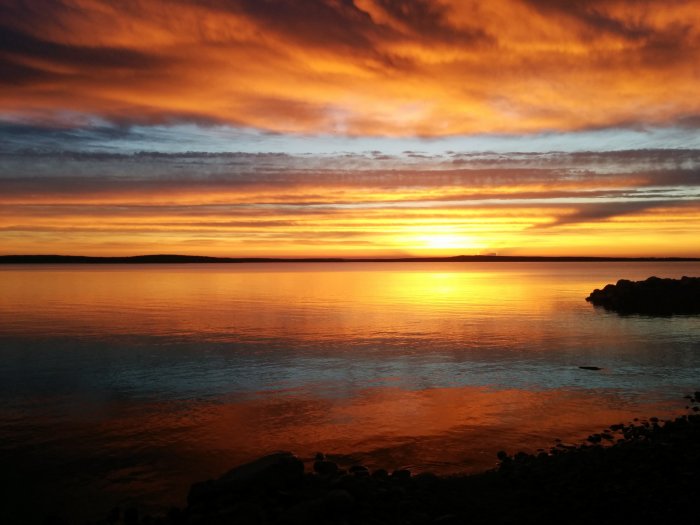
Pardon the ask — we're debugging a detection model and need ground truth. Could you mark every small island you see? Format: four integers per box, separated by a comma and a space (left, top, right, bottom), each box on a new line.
586, 276, 700, 315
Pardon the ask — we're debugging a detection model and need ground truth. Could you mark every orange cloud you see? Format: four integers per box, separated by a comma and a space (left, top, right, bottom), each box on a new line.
1, 0, 699, 135
0, 150, 698, 257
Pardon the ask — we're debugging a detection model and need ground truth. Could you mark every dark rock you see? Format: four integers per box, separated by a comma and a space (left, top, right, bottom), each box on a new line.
124, 507, 139, 525
332, 474, 371, 500
218, 502, 262, 525
44, 515, 69, 525
586, 276, 700, 315
107, 506, 120, 524
313, 460, 339, 476
188, 452, 303, 507
349, 464, 370, 477
579, 366, 602, 371
496, 450, 508, 461
284, 498, 324, 524
433, 514, 461, 524
372, 468, 389, 479
219, 451, 303, 488
187, 479, 218, 508
386, 485, 408, 502
323, 489, 355, 515
414, 472, 439, 487
392, 469, 412, 480
514, 451, 529, 461
166, 507, 182, 523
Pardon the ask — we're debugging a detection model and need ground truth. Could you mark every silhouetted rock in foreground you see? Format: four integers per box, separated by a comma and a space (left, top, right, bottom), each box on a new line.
110, 400, 700, 525
187, 452, 304, 511
586, 276, 700, 315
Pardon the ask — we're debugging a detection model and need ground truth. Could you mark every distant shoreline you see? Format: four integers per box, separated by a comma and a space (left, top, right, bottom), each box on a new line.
1, 254, 699, 264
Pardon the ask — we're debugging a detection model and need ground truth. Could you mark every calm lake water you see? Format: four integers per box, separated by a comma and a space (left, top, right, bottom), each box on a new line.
1, 262, 699, 523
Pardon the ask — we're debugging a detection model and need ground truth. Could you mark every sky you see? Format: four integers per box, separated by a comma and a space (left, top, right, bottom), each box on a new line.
1, 0, 699, 257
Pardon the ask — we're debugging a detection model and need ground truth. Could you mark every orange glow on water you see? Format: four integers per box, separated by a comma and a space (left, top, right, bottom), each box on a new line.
2, 263, 698, 521
11, 383, 685, 519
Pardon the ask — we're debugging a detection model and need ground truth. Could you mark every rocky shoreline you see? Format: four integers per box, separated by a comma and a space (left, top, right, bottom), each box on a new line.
92, 394, 700, 525
586, 276, 700, 315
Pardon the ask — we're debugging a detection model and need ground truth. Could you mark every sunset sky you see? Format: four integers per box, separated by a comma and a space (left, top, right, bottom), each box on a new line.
1, 0, 699, 257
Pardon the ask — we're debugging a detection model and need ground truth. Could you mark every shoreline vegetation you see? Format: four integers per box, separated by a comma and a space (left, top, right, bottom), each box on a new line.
2, 254, 700, 264
85, 396, 700, 525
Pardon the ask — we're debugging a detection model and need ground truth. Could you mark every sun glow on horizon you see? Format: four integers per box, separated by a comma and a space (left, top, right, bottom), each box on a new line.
406, 230, 482, 255
1, 149, 698, 258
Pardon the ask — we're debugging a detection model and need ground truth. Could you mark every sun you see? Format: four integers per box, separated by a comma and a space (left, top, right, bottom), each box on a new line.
401, 230, 480, 254
423, 234, 465, 250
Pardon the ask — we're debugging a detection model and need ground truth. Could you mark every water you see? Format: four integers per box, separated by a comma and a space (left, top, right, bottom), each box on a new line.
1, 262, 699, 523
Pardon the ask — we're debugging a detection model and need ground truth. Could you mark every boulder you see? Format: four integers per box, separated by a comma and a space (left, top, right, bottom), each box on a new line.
586, 276, 700, 315
219, 451, 304, 489
188, 452, 303, 507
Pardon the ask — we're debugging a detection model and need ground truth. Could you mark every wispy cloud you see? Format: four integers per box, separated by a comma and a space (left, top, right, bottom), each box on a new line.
1, 0, 699, 136
0, 150, 698, 256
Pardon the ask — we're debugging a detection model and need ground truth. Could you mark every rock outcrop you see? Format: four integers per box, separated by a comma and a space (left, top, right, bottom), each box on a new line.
586, 276, 700, 315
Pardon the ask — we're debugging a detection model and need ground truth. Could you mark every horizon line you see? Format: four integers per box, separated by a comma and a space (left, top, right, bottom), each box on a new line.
2, 254, 699, 264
